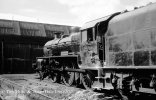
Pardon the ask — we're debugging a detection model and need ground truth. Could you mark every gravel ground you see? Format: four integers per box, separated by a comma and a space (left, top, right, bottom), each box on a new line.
0, 74, 121, 100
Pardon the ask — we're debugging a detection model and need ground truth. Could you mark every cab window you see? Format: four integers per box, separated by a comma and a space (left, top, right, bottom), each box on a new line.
81, 28, 94, 43
87, 28, 93, 41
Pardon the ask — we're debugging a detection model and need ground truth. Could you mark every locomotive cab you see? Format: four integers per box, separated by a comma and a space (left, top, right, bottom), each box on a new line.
80, 27, 101, 68
80, 13, 120, 69
79, 13, 121, 90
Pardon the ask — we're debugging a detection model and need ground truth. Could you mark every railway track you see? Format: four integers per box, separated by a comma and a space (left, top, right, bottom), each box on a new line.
0, 74, 115, 100
0, 74, 155, 100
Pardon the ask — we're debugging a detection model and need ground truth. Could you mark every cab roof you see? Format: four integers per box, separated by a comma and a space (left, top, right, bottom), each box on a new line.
80, 12, 120, 30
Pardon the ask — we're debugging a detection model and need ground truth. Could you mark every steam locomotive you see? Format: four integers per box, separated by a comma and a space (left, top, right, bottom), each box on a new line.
33, 3, 156, 97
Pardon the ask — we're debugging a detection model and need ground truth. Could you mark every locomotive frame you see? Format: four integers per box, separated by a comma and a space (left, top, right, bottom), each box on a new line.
33, 3, 156, 98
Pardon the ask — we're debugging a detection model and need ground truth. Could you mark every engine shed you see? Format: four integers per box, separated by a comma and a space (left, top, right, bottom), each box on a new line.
0, 19, 78, 74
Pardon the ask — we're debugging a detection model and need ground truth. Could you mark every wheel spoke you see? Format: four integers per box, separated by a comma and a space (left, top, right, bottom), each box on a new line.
49, 72, 60, 83
38, 71, 44, 80
62, 63, 74, 86
63, 71, 74, 86
50, 73, 57, 82
81, 73, 94, 90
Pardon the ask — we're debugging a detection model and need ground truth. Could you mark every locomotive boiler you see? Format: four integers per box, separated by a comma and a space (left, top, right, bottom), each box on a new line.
43, 32, 80, 56
33, 2, 156, 97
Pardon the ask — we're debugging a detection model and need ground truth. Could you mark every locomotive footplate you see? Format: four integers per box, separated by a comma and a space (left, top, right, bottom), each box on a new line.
64, 68, 86, 73
50, 67, 86, 73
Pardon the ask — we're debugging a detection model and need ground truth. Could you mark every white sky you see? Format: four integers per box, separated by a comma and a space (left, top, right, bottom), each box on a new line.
0, 0, 156, 26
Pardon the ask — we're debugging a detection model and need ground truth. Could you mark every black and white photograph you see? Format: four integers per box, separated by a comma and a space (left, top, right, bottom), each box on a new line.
1, 0, 156, 100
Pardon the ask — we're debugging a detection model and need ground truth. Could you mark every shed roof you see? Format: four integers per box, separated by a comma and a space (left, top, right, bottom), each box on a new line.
0, 19, 73, 37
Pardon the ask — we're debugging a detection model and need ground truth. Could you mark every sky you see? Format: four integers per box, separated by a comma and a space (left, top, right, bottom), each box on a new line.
0, 0, 156, 27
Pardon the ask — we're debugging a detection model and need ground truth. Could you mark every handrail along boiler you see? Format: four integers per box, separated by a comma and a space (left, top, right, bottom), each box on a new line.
33, 3, 156, 96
